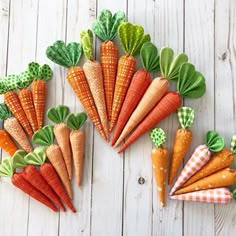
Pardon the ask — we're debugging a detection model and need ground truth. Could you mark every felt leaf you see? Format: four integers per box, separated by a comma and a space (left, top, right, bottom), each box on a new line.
140, 42, 159, 72
39, 64, 53, 81
206, 131, 224, 152
160, 47, 174, 77
4, 74, 21, 91
33, 147, 47, 163
177, 63, 206, 98
28, 62, 40, 78
66, 43, 83, 67
149, 128, 166, 147
18, 71, 34, 88
25, 147, 46, 165
12, 150, 27, 168
80, 29, 94, 60
0, 79, 8, 94
233, 189, 236, 200
0, 103, 12, 120
230, 135, 236, 155
67, 112, 87, 130
32, 125, 54, 146
47, 105, 70, 124
177, 107, 195, 129
0, 158, 14, 177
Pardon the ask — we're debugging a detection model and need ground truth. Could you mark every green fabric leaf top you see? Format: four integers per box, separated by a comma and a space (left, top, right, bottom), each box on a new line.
149, 128, 166, 147
47, 105, 70, 124
118, 22, 151, 56
3, 75, 21, 91
80, 29, 94, 60
25, 147, 46, 166
46, 40, 83, 68
0, 103, 12, 120
92, 9, 125, 41
233, 189, 236, 200
28, 62, 53, 81
177, 107, 195, 129
140, 42, 159, 72
32, 125, 54, 146
160, 47, 188, 80
0, 79, 8, 94
0, 158, 14, 177
177, 63, 206, 98
67, 112, 87, 130
18, 71, 34, 88
12, 150, 27, 169
206, 131, 224, 152
230, 135, 236, 155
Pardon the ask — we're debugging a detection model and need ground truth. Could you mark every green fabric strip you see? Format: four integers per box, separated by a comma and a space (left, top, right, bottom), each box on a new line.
149, 128, 166, 147
67, 112, 87, 130
230, 135, 236, 155
177, 107, 195, 129
80, 29, 94, 60
47, 105, 70, 124
12, 150, 28, 168
32, 125, 54, 146
205, 131, 224, 152
0, 103, 12, 120
0, 158, 14, 177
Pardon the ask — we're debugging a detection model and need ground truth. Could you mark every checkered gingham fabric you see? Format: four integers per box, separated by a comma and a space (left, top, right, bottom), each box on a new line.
177, 107, 195, 129
169, 188, 232, 204
169, 144, 211, 195
231, 134, 236, 154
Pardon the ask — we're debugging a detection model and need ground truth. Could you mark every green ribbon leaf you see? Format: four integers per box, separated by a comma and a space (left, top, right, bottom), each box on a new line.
18, 71, 34, 88
47, 105, 70, 124
4, 74, 21, 91
206, 131, 224, 152
0, 103, 12, 120
24, 147, 46, 165
28, 62, 53, 81
0, 158, 14, 177
67, 112, 87, 130
149, 128, 166, 147
12, 150, 28, 168
0, 79, 8, 94
230, 135, 236, 155
80, 29, 94, 60
32, 125, 54, 146
177, 107, 195, 129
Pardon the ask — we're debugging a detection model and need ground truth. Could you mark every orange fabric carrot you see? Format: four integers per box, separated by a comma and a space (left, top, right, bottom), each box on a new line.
109, 22, 151, 132
46, 41, 106, 140
67, 112, 87, 186
150, 128, 168, 207
168, 107, 195, 185
92, 9, 125, 121
0, 130, 18, 156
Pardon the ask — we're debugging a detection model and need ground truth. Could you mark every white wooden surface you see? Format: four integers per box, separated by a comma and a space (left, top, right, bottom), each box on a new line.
0, 0, 235, 235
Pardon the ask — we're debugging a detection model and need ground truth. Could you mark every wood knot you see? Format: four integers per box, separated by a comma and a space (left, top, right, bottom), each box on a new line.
138, 177, 145, 185
221, 52, 227, 61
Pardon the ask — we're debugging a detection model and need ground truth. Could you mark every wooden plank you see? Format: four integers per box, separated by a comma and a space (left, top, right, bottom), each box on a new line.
214, 1, 236, 235
184, 0, 215, 236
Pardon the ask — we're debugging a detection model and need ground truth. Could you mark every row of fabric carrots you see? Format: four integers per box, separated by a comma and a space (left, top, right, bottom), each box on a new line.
149, 108, 236, 207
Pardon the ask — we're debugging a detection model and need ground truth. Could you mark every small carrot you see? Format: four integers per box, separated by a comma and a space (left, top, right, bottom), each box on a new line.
0, 130, 18, 156
46, 41, 106, 140
0, 103, 33, 153
109, 22, 151, 132
168, 107, 195, 185
47, 105, 72, 180
169, 131, 224, 195
32, 125, 73, 199
118, 62, 206, 153
150, 128, 168, 207
111, 42, 159, 146
67, 112, 87, 186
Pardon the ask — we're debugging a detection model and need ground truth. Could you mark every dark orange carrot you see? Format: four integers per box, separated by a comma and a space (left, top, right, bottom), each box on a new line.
0, 130, 18, 156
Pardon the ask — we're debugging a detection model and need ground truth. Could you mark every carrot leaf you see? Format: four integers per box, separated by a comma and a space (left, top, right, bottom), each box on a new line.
0, 158, 14, 177
149, 128, 166, 147
177, 63, 206, 98
32, 125, 54, 146
47, 105, 70, 124
0, 103, 12, 120
206, 131, 224, 152
92, 9, 125, 41
28, 62, 53, 81
140, 42, 159, 72
46, 40, 83, 68
18, 71, 34, 88
0, 79, 8, 94
80, 29, 94, 60
118, 22, 151, 56
233, 189, 236, 200
12, 150, 27, 169
25, 147, 46, 166
177, 107, 195, 129
3, 75, 21, 92
67, 112, 87, 130
231, 135, 236, 155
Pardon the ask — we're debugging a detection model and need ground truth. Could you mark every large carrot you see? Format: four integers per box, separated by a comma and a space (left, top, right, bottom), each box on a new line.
111, 42, 159, 146
0, 158, 58, 212
0, 103, 33, 153
32, 125, 73, 199
0, 130, 18, 156
169, 131, 224, 195
118, 63, 206, 153
67, 112, 87, 186
115, 47, 188, 147
150, 128, 168, 207
92, 9, 125, 121
46, 41, 106, 140
28, 62, 53, 129
109, 22, 151, 132
47, 105, 72, 180
168, 107, 195, 185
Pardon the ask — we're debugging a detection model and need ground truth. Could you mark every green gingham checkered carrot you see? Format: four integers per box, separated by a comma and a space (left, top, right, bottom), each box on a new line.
168, 107, 195, 185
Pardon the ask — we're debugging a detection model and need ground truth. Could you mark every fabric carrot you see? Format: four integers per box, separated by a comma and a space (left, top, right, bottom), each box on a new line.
28, 62, 53, 129
182, 136, 236, 187
0, 103, 33, 153
115, 47, 188, 147
0, 130, 18, 156
80, 29, 109, 140
170, 188, 236, 205
46, 41, 106, 140
169, 131, 224, 195
118, 62, 206, 153
109, 22, 151, 132
111, 42, 159, 146
0, 158, 58, 212
175, 168, 236, 195
67, 112, 87, 186
150, 128, 168, 207
168, 107, 195, 185
92, 9, 125, 121
47, 105, 72, 180
32, 125, 73, 199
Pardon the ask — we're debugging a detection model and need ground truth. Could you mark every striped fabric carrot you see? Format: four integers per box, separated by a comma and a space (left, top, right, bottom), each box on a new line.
109, 22, 151, 132
46, 41, 106, 140
0, 130, 18, 156
80, 29, 109, 140
115, 47, 188, 147
111, 42, 159, 146
32, 125, 73, 199
0, 103, 33, 153
92, 9, 125, 121
118, 63, 206, 153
